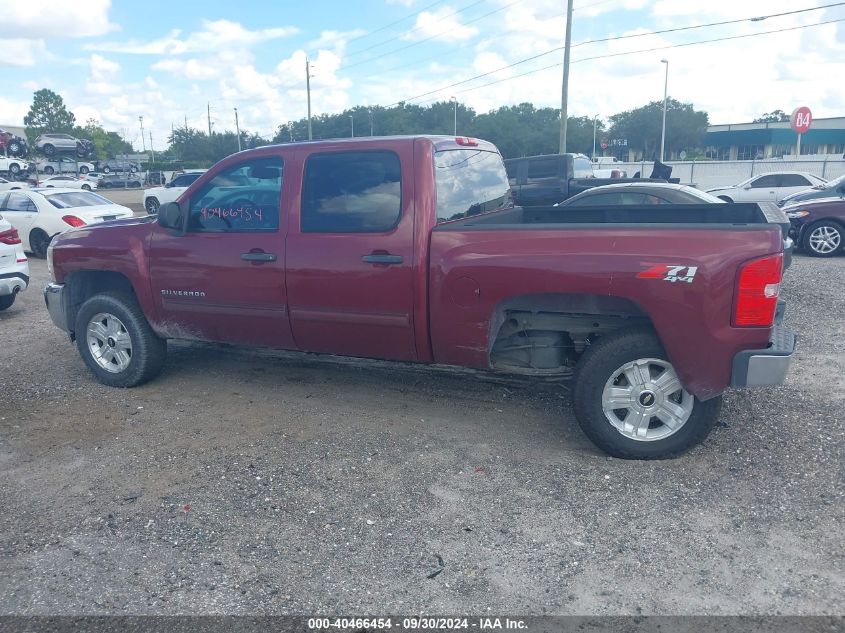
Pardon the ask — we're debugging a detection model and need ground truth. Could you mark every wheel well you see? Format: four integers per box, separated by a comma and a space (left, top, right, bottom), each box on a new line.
64, 271, 138, 337
488, 293, 654, 375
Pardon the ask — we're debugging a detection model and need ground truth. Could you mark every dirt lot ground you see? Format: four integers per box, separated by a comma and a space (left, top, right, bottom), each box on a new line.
0, 255, 843, 615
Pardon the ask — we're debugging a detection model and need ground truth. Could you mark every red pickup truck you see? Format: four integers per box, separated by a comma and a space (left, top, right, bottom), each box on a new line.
44, 136, 795, 459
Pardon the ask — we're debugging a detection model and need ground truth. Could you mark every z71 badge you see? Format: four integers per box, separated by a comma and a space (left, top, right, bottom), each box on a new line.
637, 264, 698, 284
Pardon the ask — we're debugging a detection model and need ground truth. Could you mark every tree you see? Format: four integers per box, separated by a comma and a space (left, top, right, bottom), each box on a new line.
753, 110, 790, 123
608, 99, 709, 160
77, 119, 133, 160
23, 89, 76, 137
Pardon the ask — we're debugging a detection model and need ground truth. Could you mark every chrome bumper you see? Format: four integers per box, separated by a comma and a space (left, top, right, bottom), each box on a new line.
44, 282, 69, 332
731, 323, 796, 388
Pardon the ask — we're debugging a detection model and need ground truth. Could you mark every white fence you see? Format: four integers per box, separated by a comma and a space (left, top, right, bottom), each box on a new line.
615, 159, 845, 191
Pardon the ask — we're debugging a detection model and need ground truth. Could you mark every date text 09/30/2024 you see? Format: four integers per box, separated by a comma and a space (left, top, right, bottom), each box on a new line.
307, 618, 528, 630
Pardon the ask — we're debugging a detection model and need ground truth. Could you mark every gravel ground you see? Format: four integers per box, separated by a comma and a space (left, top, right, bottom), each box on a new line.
0, 255, 843, 616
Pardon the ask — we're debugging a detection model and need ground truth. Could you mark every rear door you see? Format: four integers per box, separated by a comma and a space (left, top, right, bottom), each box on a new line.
743, 174, 780, 201
777, 174, 815, 202
285, 145, 417, 361
0, 192, 37, 239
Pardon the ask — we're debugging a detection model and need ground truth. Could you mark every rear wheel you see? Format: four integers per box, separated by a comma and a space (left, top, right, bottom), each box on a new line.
573, 328, 721, 459
8, 140, 24, 156
145, 197, 160, 214
44, 166, 55, 175
803, 220, 842, 257
42, 143, 55, 156
81, 184, 91, 191
79, 166, 89, 174
9, 163, 20, 175
0, 294, 15, 311
102, 165, 111, 173
75, 292, 167, 387
29, 229, 51, 258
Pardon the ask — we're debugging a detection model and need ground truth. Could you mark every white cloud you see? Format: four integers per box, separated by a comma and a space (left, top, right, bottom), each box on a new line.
406, 6, 480, 42
0, 0, 117, 39
152, 58, 221, 81
0, 96, 30, 124
0, 39, 47, 67
88, 20, 297, 55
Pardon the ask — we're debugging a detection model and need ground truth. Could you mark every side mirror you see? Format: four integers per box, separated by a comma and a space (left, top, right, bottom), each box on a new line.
158, 202, 183, 230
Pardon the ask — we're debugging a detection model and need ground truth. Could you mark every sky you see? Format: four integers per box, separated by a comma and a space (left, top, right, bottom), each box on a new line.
2, 0, 845, 151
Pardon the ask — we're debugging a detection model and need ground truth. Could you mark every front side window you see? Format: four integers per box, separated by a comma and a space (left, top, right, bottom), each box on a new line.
567, 193, 625, 207
301, 151, 402, 233
187, 157, 282, 232
435, 149, 511, 223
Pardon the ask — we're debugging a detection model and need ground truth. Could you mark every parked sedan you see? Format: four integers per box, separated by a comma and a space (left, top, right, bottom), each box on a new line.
778, 172, 845, 207
98, 174, 142, 189
556, 182, 725, 207
38, 175, 97, 191
0, 213, 29, 310
0, 177, 30, 192
0, 189, 134, 257
784, 198, 845, 257
706, 172, 826, 204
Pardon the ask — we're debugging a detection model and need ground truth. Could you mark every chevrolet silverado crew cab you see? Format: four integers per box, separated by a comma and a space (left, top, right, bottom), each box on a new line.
44, 136, 796, 459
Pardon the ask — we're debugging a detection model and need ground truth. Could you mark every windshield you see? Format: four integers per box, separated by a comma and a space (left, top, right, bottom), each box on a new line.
434, 149, 511, 223
45, 192, 113, 208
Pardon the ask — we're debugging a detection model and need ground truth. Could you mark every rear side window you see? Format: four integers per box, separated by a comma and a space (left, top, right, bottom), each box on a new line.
435, 149, 511, 223
301, 151, 402, 233
573, 157, 594, 179
527, 158, 558, 179
2, 193, 37, 212
187, 157, 283, 232
780, 174, 811, 187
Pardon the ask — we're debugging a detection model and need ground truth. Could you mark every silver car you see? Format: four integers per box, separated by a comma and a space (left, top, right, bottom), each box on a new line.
34, 133, 88, 158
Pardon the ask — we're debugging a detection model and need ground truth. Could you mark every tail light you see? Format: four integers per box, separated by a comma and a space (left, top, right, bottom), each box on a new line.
733, 253, 783, 327
455, 137, 478, 146
62, 215, 86, 227
0, 227, 21, 245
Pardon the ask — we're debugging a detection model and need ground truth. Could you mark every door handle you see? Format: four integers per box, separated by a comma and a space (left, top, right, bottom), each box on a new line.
241, 252, 277, 262
362, 253, 403, 265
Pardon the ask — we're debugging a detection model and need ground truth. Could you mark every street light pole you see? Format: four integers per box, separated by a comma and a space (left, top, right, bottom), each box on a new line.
450, 96, 457, 135
369, 109, 374, 136
559, 0, 574, 154
349, 115, 354, 138
660, 59, 669, 162
234, 107, 241, 151
139, 116, 146, 152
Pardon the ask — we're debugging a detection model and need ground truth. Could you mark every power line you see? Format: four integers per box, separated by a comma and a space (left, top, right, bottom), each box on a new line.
412, 16, 845, 105
344, 0, 447, 48
341, 0, 487, 62
387, 3, 845, 106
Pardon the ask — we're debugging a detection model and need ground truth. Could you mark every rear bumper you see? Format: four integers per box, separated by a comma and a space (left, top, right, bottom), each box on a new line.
44, 282, 70, 332
0, 271, 29, 297
731, 322, 796, 388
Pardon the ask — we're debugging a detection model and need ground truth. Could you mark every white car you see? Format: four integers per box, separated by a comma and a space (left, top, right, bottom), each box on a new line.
706, 172, 827, 204
0, 176, 30, 192
0, 213, 29, 311
143, 170, 205, 213
0, 188, 134, 257
38, 174, 97, 191
0, 155, 32, 178
37, 157, 96, 175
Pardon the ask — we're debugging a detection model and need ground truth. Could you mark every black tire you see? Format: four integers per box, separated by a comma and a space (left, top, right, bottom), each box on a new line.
43, 143, 55, 156
802, 220, 843, 258
145, 197, 160, 214
717, 196, 733, 203
9, 163, 20, 175
44, 166, 55, 175
74, 292, 167, 387
29, 229, 51, 258
0, 294, 15, 311
81, 184, 91, 191
79, 166, 89, 174
102, 165, 111, 173
8, 140, 23, 156
131, 181, 141, 188
573, 328, 722, 459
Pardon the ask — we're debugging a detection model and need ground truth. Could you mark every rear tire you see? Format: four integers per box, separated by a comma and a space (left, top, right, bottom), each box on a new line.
79, 166, 89, 174
0, 294, 15, 311
74, 292, 167, 387
9, 163, 20, 175
573, 328, 721, 459
81, 184, 91, 191
44, 166, 55, 175
102, 166, 111, 173
42, 144, 55, 157
802, 220, 843, 257
29, 229, 51, 258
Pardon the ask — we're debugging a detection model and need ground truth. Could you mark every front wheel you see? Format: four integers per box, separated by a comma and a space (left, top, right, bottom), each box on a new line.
0, 294, 15, 311
42, 144, 55, 156
44, 166, 55, 175
102, 166, 111, 173
802, 221, 842, 257
75, 292, 167, 387
79, 166, 89, 174
9, 163, 20, 175
573, 328, 721, 459
145, 197, 160, 214
81, 184, 91, 191
29, 229, 51, 258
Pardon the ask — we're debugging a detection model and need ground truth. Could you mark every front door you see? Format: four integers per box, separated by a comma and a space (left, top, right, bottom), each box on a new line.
285, 146, 417, 361
147, 154, 294, 348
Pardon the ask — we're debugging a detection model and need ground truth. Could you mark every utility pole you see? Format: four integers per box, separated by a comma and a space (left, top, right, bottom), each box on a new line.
234, 107, 241, 151
207, 102, 212, 136
559, 0, 574, 154
184, 114, 188, 130
369, 109, 374, 136
450, 97, 457, 135
659, 59, 669, 162
139, 115, 146, 152
349, 115, 354, 138
592, 115, 598, 158
306, 58, 313, 140
149, 131, 155, 164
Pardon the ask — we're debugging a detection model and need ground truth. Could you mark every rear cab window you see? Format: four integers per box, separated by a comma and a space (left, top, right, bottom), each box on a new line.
435, 149, 511, 223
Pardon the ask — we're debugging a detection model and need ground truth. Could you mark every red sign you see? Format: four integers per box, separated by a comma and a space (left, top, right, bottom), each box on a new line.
600, 139, 608, 150
791, 107, 812, 134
